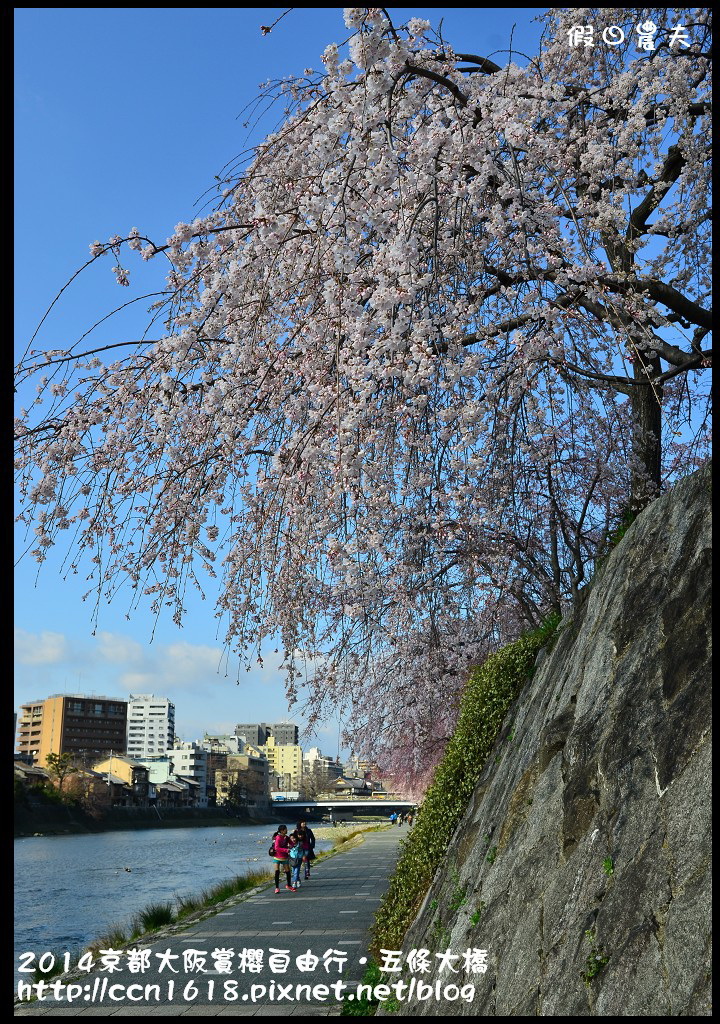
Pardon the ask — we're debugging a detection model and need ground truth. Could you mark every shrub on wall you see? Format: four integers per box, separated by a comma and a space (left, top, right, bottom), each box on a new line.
371, 614, 560, 953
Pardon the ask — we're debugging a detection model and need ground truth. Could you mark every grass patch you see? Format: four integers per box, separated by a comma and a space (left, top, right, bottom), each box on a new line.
130, 901, 175, 937
175, 893, 204, 919
340, 960, 382, 1015
449, 884, 468, 912
326, 824, 388, 851
85, 925, 129, 956
80, 867, 270, 962
177, 868, 268, 919
582, 929, 610, 984
469, 901, 486, 927
371, 613, 560, 954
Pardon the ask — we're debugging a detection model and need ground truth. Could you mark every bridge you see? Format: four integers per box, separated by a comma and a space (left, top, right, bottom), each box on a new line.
269, 798, 415, 821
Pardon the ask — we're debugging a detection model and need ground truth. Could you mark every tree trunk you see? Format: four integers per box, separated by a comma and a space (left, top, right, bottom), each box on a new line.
630, 353, 663, 512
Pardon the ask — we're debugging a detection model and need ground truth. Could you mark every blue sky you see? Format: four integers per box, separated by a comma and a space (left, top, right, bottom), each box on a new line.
14, 7, 547, 753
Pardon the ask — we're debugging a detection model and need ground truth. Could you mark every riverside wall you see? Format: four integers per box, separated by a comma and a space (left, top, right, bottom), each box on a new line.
379, 464, 711, 1017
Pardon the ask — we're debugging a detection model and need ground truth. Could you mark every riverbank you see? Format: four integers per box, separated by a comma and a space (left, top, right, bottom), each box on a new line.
311, 823, 389, 841
15, 798, 392, 838
14, 803, 274, 837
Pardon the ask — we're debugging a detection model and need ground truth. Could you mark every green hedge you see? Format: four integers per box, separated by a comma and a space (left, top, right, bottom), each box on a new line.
371, 614, 560, 953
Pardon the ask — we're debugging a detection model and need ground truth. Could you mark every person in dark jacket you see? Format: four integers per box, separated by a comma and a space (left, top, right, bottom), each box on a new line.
298, 820, 316, 880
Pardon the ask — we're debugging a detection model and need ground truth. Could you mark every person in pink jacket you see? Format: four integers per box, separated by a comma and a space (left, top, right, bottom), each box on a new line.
270, 825, 297, 893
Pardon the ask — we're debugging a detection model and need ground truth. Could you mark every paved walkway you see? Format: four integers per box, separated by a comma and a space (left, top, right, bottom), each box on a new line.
14, 827, 406, 1016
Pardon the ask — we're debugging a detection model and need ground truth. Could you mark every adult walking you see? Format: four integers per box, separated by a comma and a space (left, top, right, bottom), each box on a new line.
270, 825, 297, 893
296, 820, 317, 881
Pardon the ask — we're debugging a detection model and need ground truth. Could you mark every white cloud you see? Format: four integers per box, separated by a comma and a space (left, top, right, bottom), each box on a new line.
117, 642, 228, 692
164, 642, 227, 681
96, 631, 144, 664
118, 671, 159, 693
14, 628, 68, 665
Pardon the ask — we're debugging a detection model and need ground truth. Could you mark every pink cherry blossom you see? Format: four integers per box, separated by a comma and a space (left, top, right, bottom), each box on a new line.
14, 8, 712, 789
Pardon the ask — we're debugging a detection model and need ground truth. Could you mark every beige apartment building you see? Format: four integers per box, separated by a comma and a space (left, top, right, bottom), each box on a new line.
259, 736, 303, 792
15, 695, 128, 768
215, 752, 270, 811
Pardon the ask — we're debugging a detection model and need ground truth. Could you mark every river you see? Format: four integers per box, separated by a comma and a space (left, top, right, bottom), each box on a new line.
14, 823, 332, 991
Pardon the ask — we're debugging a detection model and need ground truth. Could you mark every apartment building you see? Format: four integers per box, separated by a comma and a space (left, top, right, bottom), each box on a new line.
15, 695, 127, 767
91, 753, 151, 806
235, 721, 299, 746
344, 754, 382, 780
260, 735, 303, 792
202, 733, 244, 755
167, 740, 208, 807
200, 735, 244, 805
303, 746, 343, 788
215, 752, 270, 812
126, 694, 175, 759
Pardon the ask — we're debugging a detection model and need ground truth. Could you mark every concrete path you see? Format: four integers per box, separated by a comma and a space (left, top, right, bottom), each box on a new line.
14, 827, 406, 1016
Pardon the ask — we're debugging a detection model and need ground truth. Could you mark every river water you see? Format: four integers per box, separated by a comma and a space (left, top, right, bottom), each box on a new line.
14, 824, 332, 991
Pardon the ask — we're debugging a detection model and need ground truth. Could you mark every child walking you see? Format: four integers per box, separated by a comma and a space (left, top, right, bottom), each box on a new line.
289, 827, 304, 888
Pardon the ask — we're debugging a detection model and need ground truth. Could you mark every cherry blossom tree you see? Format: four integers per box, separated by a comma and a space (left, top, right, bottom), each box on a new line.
15, 8, 712, 784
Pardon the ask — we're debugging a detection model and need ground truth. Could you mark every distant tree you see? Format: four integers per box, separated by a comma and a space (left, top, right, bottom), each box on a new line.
300, 766, 333, 801
64, 771, 111, 816
218, 764, 267, 810
44, 752, 77, 793
14, 776, 30, 806
15, 9, 711, 780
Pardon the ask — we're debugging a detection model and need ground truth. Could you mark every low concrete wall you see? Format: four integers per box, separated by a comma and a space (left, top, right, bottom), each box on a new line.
14, 802, 269, 836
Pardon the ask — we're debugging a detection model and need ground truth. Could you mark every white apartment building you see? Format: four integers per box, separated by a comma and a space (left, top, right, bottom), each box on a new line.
302, 745, 343, 796
201, 734, 244, 755
168, 740, 208, 807
126, 694, 175, 759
